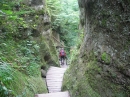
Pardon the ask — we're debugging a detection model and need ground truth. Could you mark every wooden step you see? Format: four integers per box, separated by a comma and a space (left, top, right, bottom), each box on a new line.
35, 64, 69, 97
35, 91, 70, 97
46, 66, 66, 93
48, 66, 66, 70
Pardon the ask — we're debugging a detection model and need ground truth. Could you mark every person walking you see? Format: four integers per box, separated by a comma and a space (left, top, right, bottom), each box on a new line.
59, 48, 66, 65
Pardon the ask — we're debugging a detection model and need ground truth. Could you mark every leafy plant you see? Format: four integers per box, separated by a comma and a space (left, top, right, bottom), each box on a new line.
46, 0, 61, 16
45, 0, 80, 58
101, 52, 111, 64
0, 0, 37, 39
0, 62, 13, 97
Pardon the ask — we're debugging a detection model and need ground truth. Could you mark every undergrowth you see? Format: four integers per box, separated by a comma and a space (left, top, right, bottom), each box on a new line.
0, 0, 59, 96
0, 38, 48, 96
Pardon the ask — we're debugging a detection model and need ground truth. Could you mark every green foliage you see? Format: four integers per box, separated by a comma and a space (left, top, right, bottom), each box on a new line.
0, 0, 38, 38
54, 0, 79, 48
0, 64, 13, 97
0, 0, 61, 96
46, 0, 61, 16
39, 36, 59, 66
46, 0, 79, 54
0, 37, 48, 96
0, 63, 47, 97
101, 52, 111, 64
62, 52, 101, 97
63, 51, 129, 97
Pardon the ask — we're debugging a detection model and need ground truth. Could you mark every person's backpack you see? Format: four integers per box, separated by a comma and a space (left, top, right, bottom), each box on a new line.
60, 50, 66, 56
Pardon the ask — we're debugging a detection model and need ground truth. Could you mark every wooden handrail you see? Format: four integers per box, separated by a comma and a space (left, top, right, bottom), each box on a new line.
51, 35, 71, 48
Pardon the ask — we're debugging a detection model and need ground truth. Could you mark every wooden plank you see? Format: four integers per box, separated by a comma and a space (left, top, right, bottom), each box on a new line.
47, 70, 66, 72
47, 85, 61, 87
48, 69, 66, 71
46, 77, 63, 79
46, 76, 64, 78
48, 71, 65, 73
47, 81, 62, 83
46, 79, 63, 80
47, 84, 62, 87
48, 85, 61, 87
47, 84, 62, 86
48, 68, 66, 70
35, 91, 70, 97
48, 89, 61, 91
48, 85, 62, 87
47, 74, 64, 75
47, 82, 62, 84
48, 88, 61, 90
47, 74, 63, 76
47, 71, 65, 73
35, 66, 69, 97
46, 78, 62, 80
47, 75, 64, 76
49, 66, 67, 69
47, 81, 62, 84
46, 78, 63, 80
46, 66, 67, 93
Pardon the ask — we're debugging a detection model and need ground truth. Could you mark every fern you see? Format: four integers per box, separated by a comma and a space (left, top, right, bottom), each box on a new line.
0, 63, 13, 96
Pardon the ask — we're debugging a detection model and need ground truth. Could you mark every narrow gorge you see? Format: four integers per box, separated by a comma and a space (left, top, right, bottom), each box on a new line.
0, 0, 130, 97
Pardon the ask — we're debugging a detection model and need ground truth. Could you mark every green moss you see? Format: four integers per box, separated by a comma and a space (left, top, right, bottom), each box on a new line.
101, 19, 107, 27
63, 50, 129, 97
0, 0, 60, 96
0, 34, 59, 96
62, 52, 101, 97
0, 65, 47, 97
12, 75, 47, 97
101, 52, 111, 64
129, 0, 130, 3
39, 36, 59, 66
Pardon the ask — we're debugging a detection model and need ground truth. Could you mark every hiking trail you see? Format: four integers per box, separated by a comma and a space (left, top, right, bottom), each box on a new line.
35, 60, 70, 97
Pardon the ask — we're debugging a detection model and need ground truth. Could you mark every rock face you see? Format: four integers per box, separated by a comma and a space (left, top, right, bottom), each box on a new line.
31, 0, 44, 5
21, 1, 59, 65
63, 0, 130, 97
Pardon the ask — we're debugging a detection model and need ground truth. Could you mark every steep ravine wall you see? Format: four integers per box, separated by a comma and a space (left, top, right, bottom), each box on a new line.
22, 0, 59, 67
0, 0, 58, 96
63, 0, 130, 97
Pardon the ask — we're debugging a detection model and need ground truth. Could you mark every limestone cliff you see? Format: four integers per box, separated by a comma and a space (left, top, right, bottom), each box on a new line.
63, 0, 130, 97
21, 0, 59, 67
0, 0, 58, 96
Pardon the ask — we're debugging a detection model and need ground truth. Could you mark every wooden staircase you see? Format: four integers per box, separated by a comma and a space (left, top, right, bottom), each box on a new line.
35, 91, 70, 97
35, 66, 70, 97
